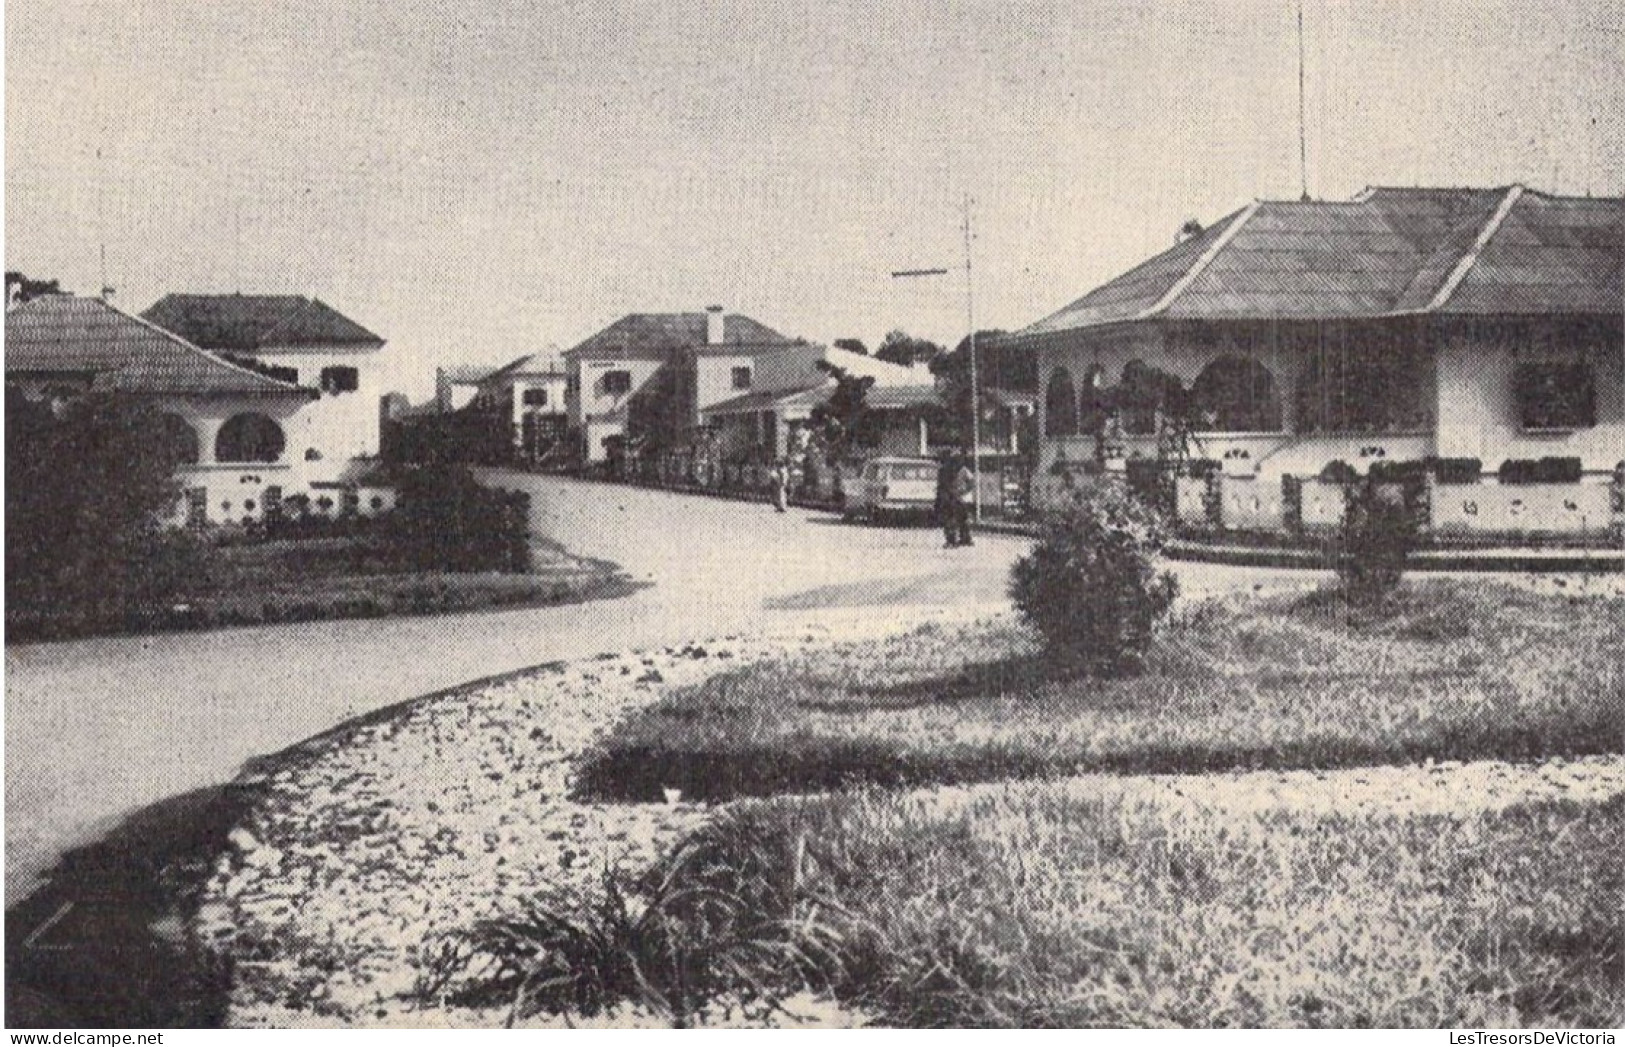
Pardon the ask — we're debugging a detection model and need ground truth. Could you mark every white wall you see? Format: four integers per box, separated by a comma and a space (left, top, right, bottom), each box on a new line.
1433, 324, 1624, 476
251, 347, 385, 481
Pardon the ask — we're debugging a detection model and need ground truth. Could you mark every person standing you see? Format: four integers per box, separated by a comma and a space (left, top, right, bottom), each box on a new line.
950, 452, 975, 547
935, 452, 959, 547
770, 458, 789, 513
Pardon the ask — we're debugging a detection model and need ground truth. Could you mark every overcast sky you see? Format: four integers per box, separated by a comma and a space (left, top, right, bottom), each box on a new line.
8, 0, 1622, 397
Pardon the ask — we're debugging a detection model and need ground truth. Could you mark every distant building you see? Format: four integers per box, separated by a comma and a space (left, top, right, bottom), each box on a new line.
474, 351, 570, 464
701, 343, 939, 460
562, 306, 803, 463
435, 363, 495, 413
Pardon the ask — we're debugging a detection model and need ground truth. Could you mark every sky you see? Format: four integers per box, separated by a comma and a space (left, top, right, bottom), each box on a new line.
7, 0, 1622, 399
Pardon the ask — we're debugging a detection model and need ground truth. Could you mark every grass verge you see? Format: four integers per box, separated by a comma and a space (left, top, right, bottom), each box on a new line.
577, 580, 1624, 802
7, 536, 638, 642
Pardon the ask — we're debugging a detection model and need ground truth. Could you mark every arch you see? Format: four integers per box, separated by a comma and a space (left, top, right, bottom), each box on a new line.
1190, 356, 1281, 432
1044, 366, 1079, 437
215, 412, 286, 463
157, 413, 200, 465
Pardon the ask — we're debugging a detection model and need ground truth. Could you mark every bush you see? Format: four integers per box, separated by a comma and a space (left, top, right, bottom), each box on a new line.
384, 463, 531, 572
5, 390, 199, 628
1328, 478, 1419, 605
1499, 457, 1584, 485
1009, 482, 1178, 675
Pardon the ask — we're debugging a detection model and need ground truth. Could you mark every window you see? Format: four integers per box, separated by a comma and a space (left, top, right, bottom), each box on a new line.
602, 370, 632, 396
215, 412, 286, 463
1516, 362, 1594, 431
731, 366, 752, 390
1189, 357, 1282, 432
320, 366, 359, 393
522, 387, 549, 407
1044, 368, 1079, 436
1295, 327, 1431, 433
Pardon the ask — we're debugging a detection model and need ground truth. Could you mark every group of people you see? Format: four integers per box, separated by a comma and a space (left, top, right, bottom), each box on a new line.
766, 452, 977, 550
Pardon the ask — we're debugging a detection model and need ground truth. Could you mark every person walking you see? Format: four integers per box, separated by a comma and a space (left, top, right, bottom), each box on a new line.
770, 458, 789, 513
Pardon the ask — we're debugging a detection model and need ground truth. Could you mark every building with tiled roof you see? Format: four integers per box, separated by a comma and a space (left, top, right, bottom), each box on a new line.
700, 345, 942, 462
6, 293, 395, 527
563, 306, 804, 463
1003, 184, 1623, 540
142, 292, 391, 503
465, 351, 570, 464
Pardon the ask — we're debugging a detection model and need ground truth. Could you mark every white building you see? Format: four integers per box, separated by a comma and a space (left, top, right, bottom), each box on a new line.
6, 294, 400, 525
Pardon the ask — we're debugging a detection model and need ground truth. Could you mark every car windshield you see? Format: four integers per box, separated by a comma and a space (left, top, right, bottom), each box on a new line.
884, 464, 933, 481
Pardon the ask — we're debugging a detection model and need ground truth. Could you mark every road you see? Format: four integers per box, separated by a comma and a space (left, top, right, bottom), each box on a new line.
4, 473, 1308, 903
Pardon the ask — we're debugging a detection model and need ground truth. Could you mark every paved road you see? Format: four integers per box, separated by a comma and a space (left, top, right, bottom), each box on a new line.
4, 473, 1309, 903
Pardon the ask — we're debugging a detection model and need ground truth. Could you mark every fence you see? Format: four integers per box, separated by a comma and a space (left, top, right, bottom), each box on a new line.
1175, 472, 1622, 546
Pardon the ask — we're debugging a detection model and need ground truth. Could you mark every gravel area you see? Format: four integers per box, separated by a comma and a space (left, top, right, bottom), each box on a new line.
923, 754, 1625, 822
196, 607, 987, 1028
197, 598, 1625, 1028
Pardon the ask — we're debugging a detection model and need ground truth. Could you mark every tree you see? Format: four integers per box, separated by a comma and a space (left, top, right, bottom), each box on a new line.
808, 360, 875, 460
928, 329, 1011, 449
832, 338, 869, 356
875, 329, 944, 368
6, 390, 196, 628
5, 271, 63, 304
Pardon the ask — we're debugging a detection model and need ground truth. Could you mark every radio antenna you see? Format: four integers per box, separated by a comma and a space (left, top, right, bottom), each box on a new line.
1297, 0, 1310, 200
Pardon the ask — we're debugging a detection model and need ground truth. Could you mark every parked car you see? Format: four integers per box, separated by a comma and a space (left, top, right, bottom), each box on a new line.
842, 455, 940, 524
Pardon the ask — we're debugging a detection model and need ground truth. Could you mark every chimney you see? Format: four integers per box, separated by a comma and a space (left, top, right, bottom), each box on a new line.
705, 304, 725, 346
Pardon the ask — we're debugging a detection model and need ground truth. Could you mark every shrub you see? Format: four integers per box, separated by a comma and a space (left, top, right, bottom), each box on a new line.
429, 807, 835, 1026
1427, 457, 1482, 485
385, 463, 531, 573
1009, 481, 1178, 675
1328, 478, 1419, 605
1499, 457, 1584, 485
1123, 457, 1176, 518
5, 390, 199, 629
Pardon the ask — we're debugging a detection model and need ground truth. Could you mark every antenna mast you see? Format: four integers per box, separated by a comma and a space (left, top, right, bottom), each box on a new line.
1297, 0, 1310, 201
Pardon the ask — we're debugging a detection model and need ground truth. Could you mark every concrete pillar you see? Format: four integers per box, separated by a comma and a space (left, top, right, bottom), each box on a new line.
193, 416, 225, 465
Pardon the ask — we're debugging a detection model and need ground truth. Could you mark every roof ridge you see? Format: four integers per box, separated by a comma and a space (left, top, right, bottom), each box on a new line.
1424, 184, 1525, 312
1143, 201, 1262, 317
115, 298, 310, 393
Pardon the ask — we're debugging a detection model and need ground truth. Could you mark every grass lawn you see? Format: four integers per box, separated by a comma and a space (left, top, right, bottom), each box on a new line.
665, 788, 1624, 1028
577, 580, 1624, 802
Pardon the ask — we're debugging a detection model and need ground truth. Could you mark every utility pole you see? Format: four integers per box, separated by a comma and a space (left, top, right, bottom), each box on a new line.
963, 193, 982, 522
890, 193, 983, 521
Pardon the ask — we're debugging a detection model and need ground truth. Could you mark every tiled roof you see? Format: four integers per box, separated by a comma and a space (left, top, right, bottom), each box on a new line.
864, 384, 942, 410
5, 295, 315, 398
1008, 185, 1622, 340
703, 382, 831, 416
563, 313, 797, 358
142, 293, 385, 353
1436, 191, 1625, 314
483, 351, 567, 382
438, 363, 497, 383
